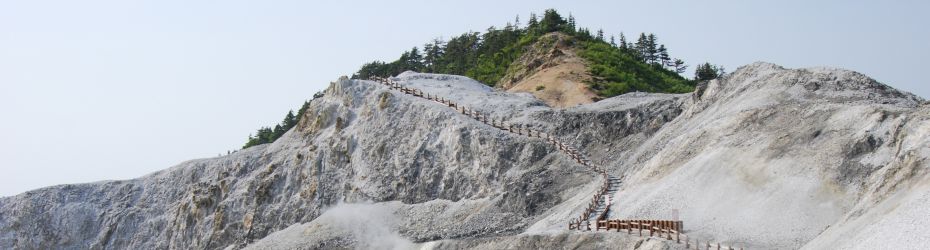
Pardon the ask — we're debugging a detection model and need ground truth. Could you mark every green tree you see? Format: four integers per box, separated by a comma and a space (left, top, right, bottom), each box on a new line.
406, 47, 424, 71
351, 9, 693, 98
423, 39, 445, 73
567, 13, 576, 31
578, 40, 692, 96
272, 124, 285, 139
634, 33, 648, 61
646, 34, 658, 64
657, 44, 670, 66
352, 61, 389, 79
282, 110, 297, 129
442, 32, 481, 75
672, 59, 687, 74
243, 92, 324, 149
576, 28, 593, 41
695, 63, 725, 81
296, 100, 311, 122
618, 33, 628, 50
539, 9, 568, 33
527, 13, 538, 30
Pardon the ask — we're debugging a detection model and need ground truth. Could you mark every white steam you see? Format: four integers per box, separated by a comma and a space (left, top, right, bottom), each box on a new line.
316, 202, 415, 250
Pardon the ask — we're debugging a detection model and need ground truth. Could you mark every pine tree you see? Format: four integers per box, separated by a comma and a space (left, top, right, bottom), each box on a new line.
657, 44, 670, 66
568, 14, 576, 31
244, 134, 255, 148
695, 63, 721, 81
353, 60, 389, 79
271, 125, 284, 141
527, 13, 538, 31
297, 100, 312, 121
283, 110, 297, 128
539, 9, 567, 33
619, 33, 628, 50
423, 38, 445, 73
646, 34, 658, 64
596, 29, 605, 41
407, 47, 424, 71
245, 93, 320, 149
576, 28, 593, 40
423, 43, 436, 72
514, 15, 521, 28
442, 32, 480, 75
610, 35, 617, 47
255, 127, 273, 144
635, 33, 648, 61
673, 59, 687, 74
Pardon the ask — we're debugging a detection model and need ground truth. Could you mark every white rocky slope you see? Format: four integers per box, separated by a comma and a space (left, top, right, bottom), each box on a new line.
599, 63, 928, 249
1, 62, 927, 249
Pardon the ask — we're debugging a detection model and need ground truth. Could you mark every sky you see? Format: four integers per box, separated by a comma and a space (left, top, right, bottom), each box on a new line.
1, 0, 927, 197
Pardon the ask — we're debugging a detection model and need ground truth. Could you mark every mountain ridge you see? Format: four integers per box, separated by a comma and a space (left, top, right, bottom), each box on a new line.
2, 62, 929, 249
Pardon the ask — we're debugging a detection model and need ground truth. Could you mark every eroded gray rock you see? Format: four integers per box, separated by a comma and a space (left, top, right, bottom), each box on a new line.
1, 63, 928, 250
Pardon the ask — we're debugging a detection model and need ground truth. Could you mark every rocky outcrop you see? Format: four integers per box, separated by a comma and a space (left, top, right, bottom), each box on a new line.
599, 63, 928, 249
1, 63, 928, 249
0, 73, 621, 250
499, 32, 598, 108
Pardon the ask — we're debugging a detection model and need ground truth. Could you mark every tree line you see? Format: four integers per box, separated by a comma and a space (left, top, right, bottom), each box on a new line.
240, 10, 729, 150
352, 9, 723, 97
242, 91, 323, 149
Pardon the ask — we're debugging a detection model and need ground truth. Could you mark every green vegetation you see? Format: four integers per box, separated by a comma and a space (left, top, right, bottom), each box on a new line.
352, 9, 719, 98
694, 62, 726, 81
354, 26, 528, 85
242, 11, 727, 149
352, 10, 567, 85
242, 91, 323, 149
577, 35, 692, 96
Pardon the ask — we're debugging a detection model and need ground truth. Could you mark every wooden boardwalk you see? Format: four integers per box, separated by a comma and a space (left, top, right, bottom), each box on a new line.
365, 76, 744, 249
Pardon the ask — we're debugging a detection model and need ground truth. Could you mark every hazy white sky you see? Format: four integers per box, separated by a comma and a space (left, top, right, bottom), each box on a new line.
1, 0, 927, 197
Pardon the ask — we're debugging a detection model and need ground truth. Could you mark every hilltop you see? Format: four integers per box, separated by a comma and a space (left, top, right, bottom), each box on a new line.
236, 9, 709, 150
2, 62, 928, 249
352, 9, 697, 108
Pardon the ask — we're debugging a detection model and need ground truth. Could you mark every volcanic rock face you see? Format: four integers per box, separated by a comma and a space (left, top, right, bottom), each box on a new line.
1, 62, 928, 249
599, 63, 928, 249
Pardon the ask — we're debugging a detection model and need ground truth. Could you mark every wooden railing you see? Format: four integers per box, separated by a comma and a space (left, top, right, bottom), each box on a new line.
364, 76, 744, 249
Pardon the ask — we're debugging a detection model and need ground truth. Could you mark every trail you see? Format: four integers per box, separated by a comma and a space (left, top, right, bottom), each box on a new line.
367, 76, 743, 249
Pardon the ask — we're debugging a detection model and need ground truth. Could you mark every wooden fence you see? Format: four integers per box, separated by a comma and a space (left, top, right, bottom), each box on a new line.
365, 76, 744, 249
